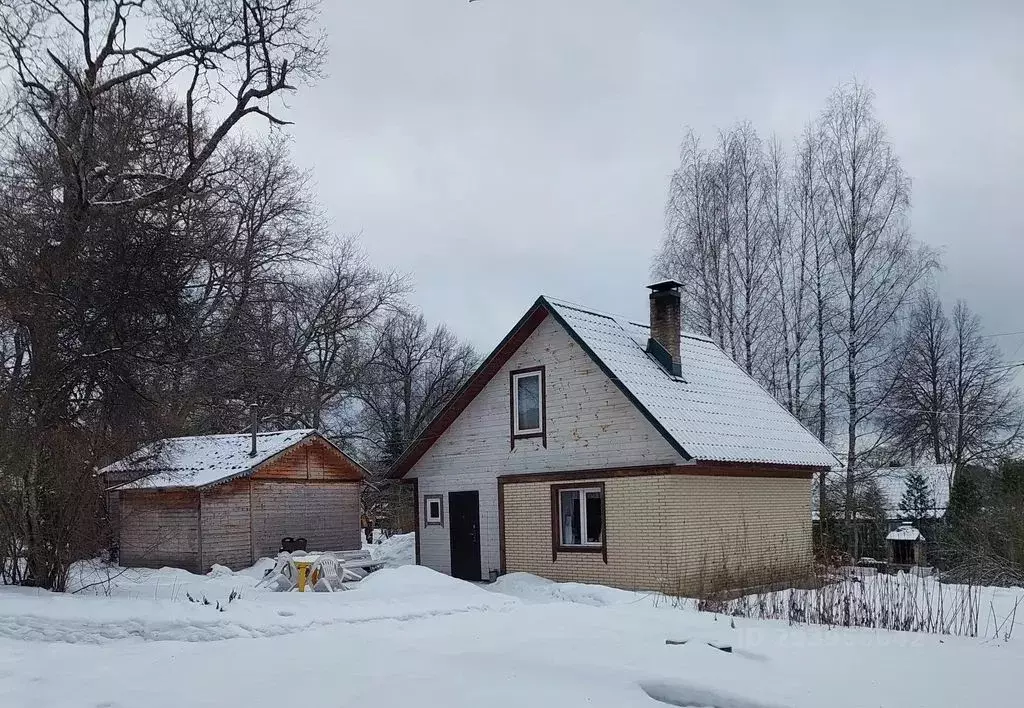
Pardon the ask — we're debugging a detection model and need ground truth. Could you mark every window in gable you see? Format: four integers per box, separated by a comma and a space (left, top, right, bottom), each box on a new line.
510, 366, 546, 447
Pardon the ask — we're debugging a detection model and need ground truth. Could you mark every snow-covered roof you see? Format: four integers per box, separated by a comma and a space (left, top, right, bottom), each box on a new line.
887, 524, 925, 542
544, 298, 840, 468
875, 464, 953, 518
811, 463, 953, 520
103, 429, 317, 490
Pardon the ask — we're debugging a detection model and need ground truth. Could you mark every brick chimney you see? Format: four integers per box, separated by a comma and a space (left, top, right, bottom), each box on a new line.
647, 280, 682, 377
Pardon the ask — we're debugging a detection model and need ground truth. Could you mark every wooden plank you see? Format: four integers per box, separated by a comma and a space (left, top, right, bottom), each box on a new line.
199, 479, 253, 571
119, 489, 201, 572
250, 480, 361, 558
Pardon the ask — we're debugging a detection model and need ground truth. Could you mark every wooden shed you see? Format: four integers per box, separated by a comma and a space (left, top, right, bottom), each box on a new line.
103, 429, 364, 573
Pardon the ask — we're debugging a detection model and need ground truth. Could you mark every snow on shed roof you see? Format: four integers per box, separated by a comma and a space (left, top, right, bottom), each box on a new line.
102, 429, 317, 490
544, 298, 840, 468
887, 524, 925, 542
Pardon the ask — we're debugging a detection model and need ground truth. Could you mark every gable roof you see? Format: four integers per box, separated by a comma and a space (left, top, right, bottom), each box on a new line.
389, 296, 839, 478
103, 429, 361, 491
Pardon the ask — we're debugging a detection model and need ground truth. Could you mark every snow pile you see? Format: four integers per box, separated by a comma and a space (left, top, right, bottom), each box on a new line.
489, 572, 654, 607
66, 558, 271, 600
2, 564, 516, 645
364, 532, 416, 567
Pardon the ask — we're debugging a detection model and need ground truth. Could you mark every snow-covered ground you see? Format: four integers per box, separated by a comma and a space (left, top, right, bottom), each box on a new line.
1, 550, 1021, 708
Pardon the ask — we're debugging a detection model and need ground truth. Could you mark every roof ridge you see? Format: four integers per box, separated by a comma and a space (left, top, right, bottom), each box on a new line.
540, 295, 712, 342
158, 428, 314, 442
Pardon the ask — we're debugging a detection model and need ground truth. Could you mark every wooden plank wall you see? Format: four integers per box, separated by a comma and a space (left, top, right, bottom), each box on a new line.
250, 481, 361, 558
119, 490, 201, 572
252, 438, 363, 482
200, 479, 253, 570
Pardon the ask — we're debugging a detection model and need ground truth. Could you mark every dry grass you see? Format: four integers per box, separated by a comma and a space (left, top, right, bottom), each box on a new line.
693, 567, 1022, 640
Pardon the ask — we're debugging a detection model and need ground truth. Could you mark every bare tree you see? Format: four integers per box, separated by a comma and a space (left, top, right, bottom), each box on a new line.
0, 0, 326, 589
818, 82, 936, 555
944, 301, 1023, 474
662, 131, 725, 343
0, 0, 325, 215
659, 124, 773, 380
881, 288, 951, 464
762, 136, 812, 415
355, 310, 477, 532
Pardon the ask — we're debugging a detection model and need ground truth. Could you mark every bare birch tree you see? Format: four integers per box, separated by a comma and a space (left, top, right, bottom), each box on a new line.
818, 83, 936, 555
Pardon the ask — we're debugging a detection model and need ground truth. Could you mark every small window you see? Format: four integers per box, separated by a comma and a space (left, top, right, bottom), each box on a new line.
424, 494, 443, 526
557, 487, 603, 547
511, 367, 544, 438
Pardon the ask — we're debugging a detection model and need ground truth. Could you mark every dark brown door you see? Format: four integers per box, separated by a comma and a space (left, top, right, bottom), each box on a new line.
448, 490, 481, 581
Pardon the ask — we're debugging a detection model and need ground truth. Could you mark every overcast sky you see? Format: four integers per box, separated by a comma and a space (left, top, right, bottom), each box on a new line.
285, 0, 1024, 359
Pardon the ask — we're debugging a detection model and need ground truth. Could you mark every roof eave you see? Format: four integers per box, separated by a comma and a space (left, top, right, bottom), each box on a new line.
388, 298, 552, 479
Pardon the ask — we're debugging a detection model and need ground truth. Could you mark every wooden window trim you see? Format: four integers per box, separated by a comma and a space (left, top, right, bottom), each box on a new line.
550, 482, 607, 563
509, 365, 547, 450
423, 493, 444, 527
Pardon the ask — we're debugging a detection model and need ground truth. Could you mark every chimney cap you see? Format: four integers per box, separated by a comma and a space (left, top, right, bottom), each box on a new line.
647, 279, 682, 293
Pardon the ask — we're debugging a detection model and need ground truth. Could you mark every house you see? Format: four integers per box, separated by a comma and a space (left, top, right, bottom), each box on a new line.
389, 282, 839, 594
104, 429, 364, 573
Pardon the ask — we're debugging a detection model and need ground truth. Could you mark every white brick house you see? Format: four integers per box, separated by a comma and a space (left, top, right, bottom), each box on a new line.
390, 282, 838, 593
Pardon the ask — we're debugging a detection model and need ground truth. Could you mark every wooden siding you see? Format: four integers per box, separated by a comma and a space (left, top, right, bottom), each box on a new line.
409, 315, 685, 578
250, 481, 361, 559
119, 490, 201, 573
199, 479, 253, 570
502, 473, 813, 594
251, 437, 363, 482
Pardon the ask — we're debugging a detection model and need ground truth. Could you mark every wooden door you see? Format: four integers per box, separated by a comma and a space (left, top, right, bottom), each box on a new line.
448, 490, 481, 581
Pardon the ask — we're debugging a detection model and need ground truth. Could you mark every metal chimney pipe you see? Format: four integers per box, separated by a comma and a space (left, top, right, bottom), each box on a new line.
250, 404, 259, 457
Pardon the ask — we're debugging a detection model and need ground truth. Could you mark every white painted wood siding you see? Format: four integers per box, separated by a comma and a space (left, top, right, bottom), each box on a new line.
408, 314, 684, 579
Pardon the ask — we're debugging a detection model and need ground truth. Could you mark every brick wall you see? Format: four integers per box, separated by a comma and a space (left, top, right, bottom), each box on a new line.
502, 472, 813, 595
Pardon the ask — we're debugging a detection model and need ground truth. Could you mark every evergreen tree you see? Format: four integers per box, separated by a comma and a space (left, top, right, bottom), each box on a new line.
946, 468, 983, 531
899, 470, 934, 526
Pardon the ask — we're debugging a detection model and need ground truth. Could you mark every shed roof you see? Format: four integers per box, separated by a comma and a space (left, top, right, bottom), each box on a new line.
102, 429, 334, 490
887, 524, 925, 542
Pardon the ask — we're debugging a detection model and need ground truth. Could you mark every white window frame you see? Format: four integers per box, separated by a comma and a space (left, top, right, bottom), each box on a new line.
558, 486, 604, 548
424, 494, 443, 526
512, 369, 544, 436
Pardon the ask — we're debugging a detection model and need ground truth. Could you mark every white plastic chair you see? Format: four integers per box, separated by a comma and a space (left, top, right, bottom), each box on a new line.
257, 553, 299, 592
309, 552, 352, 592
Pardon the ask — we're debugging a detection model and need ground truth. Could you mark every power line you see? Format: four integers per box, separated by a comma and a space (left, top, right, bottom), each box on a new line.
983, 330, 1024, 339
